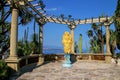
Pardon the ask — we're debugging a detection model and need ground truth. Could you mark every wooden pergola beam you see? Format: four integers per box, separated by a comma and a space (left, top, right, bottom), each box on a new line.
24, 0, 43, 17
45, 16, 113, 25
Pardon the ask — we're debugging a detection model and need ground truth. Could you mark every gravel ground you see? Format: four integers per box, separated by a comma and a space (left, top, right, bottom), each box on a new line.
17, 61, 120, 80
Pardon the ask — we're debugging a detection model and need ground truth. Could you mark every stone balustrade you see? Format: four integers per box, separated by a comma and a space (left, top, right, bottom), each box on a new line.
19, 54, 44, 69
44, 53, 111, 63
5, 54, 44, 75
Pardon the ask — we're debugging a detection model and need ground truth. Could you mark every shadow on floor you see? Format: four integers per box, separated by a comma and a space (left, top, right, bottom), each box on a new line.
71, 54, 77, 64
11, 55, 77, 80
11, 61, 55, 80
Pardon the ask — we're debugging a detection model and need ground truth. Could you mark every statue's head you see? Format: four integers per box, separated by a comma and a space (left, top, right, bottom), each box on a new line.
64, 31, 69, 36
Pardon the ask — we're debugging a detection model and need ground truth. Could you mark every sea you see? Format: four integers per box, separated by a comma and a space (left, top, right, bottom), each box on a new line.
43, 46, 120, 54
43, 45, 88, 54
43, 46, 64, 54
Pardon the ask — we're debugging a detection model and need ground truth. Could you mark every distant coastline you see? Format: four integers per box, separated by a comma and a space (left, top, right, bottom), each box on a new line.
43, 45, 120, 54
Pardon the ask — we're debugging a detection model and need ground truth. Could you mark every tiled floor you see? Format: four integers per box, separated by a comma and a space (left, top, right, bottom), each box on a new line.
17, 61, 120, 80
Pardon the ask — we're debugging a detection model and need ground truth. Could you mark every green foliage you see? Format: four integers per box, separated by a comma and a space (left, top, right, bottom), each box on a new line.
0, 60, 9, 80
114, 0, 120, 49
30, 33, 39, 54
88, 24, 116, 54
74, 42, 78, 53
85, 42, 89, 53
17, 40, 24, 57
17, 27, 31, 57
109, 30, 116, 44
23, 43, 31, 56
20, 13, 33, 25
0, 0, 34, 57
78, 34, 82, 53
30, 20, 39, 54
115, 0, 120, 17
0, 22, 10, 54
87, 23, 105, 53
89, 39, 100, 53
0, 0, 33, 25
17, 40, 31, 57
113, 53, 120, 59
109, 29, 117, 55
87, 30, 93, 38
17, 29, 39, 57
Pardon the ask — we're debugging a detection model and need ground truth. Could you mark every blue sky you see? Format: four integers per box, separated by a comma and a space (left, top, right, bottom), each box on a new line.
18, 0, 118, 50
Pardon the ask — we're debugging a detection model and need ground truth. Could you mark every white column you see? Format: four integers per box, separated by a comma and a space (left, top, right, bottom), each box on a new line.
68, 25, 76, 54
104, 22, 112, 63
38, 18, 46, 54
9, 8, 18, 59
39, 24, 43, 54
71, 28, 75, 54
105, 23, 111, 54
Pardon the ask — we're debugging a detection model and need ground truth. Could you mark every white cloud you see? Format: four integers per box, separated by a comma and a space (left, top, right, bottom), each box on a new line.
46, 8, 57, 11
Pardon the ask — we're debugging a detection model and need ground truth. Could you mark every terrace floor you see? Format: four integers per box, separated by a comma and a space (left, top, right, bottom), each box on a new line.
16, 61, 120, 80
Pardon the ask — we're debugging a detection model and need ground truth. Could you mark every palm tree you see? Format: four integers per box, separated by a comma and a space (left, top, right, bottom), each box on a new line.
68, 15, 72, 21
88, 22, 117, 54
87, 30, 93, 38
60, 14, 65, 21
87, 23, 105, 53
0, 0, 11, 25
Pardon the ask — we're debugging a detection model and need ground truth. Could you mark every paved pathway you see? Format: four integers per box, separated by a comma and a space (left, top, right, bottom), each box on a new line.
17, 61, 120, 80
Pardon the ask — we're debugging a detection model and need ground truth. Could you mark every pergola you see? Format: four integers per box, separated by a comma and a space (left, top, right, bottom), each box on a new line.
6, 0, 113, 73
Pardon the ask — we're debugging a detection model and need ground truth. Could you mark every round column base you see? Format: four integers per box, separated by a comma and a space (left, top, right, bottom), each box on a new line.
62, 54, 72, 68
62, 63, 72, 68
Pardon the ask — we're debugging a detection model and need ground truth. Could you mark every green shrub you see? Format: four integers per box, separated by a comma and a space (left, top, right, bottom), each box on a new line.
114, 53, 120, 59
0, 60, 9, 80
116, 53, 120, 59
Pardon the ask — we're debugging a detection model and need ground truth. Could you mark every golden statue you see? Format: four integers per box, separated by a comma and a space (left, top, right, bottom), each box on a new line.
62, 31, 72, 54
62, 31, 73, 67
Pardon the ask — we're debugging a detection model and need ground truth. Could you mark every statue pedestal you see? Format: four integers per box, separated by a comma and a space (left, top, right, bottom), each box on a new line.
62, 54, 72, 68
